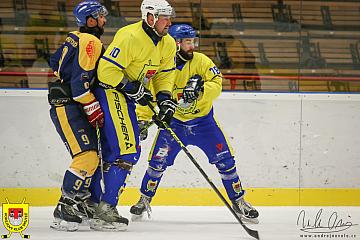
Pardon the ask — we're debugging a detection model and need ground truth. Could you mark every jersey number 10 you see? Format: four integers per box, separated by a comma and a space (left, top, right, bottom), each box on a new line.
110, 47, 120, 58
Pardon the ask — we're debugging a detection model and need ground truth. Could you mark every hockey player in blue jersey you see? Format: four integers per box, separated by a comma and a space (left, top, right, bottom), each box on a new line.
130, 24, 259, 224
48, 1, 108, 231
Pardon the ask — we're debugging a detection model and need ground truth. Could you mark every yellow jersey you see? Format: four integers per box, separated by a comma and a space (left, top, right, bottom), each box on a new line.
137, 51, 222, 122
97, 21, 176, 94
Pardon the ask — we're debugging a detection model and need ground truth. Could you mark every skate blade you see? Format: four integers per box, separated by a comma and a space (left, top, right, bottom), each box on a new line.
50, 218, 79, 232
80, 217, 91, 226
240, 216, 259, 224
90, 219, 127, 232
131, 213, 145, 222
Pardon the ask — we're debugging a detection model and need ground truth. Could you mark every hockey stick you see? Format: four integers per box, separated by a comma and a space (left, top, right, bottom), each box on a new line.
1, 232, 11, 239
19, 232, 30, 239
147, 102, 259, 240
95, 121, 105, 194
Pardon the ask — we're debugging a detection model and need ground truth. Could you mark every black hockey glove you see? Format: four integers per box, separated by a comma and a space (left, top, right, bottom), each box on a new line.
138, 120, 149, 141
182, 74, 204, 103
153, 92, 177, 129
123, 81, 153, 106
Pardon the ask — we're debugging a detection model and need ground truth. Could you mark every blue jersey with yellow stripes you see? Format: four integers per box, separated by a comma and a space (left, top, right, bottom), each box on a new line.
48, 31, 104, 190
49, 31, 104, 104
97, 21, 176, 95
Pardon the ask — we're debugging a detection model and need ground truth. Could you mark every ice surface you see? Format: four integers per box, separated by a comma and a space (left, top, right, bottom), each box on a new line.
1, 206, 359, 240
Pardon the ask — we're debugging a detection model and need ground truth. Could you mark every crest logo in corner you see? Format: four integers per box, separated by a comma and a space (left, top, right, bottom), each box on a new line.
2, 198, 30, 239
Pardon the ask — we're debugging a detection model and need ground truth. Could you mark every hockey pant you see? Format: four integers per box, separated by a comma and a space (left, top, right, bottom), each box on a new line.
140, 110, 245, 201
50, 104, 99, 196
90, 88, 141, 206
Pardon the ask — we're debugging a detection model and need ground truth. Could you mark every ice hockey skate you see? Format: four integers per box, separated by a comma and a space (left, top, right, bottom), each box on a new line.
90, 201, 129, 231
232, 196, 259, 224
50, 196, 84, 231
130, 194, 152, 221
77, 197, 97, 226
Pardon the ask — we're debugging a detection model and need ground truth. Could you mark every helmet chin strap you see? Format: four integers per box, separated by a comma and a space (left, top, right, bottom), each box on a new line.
146, 16, 164, 37
153, 28, 162, 37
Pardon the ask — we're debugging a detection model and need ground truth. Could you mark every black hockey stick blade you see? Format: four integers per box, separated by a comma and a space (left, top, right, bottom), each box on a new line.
242, 224, 259, 239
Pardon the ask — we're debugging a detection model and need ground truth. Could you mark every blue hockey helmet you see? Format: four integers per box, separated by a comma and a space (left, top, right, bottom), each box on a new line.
73, 1, 108, 27
168, 24, 196, 40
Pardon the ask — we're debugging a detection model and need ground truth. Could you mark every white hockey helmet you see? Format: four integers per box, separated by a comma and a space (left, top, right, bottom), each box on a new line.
141, 0, 175, 27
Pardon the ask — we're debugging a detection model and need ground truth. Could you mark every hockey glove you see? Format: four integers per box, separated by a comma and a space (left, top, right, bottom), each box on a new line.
183, 74, 204, 103
153, 92, 177, 129
123, 81, 153, 106
138, 120, 149, 141
82, 99, 104, 128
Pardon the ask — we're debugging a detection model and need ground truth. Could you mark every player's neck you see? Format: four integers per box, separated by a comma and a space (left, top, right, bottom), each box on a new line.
176, 49, 193, 65
142, 21, 162, 45
79, 26, 103, 39
176, 54, 187, 67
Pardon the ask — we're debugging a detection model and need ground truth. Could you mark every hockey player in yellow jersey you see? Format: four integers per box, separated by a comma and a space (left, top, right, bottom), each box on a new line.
89, 0, 177, 231
130, 24, 259, 224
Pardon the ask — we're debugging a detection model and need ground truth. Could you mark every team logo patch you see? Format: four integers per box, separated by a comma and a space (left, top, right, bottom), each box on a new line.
216, 143, 223, 152
177, 92, 183, 100
86, 40, 95, 58
145, 180, 158, 192
232, 180, 242, 194
174, 85, 199, 115
176, 94, 197, 114
137, 59, 160, 85
85, 40, 96, 65
143, 69, 157, 85
145, 70, 157, 79
1, 198, 30, 239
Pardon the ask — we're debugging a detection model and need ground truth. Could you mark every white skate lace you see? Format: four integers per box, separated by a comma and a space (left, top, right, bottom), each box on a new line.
77, 200, 96, 218
242, 199, 254, 211
106, 205, 120, 219
139, 195, 152, 218
235, 197, 254, 216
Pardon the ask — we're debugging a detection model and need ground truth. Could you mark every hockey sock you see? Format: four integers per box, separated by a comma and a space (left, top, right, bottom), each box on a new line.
215, 157, 245, 201
89, 167, 102, 204
219, 167, 245, 201
62, 169, 88, 195
101, 165, 130, 206
140, 167, 164, 198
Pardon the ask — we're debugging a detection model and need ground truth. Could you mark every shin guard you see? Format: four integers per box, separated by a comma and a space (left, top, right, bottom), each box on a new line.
140, 167, 165, 198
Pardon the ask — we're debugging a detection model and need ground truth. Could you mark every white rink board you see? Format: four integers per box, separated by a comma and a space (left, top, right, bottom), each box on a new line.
0, 90, 359, 189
